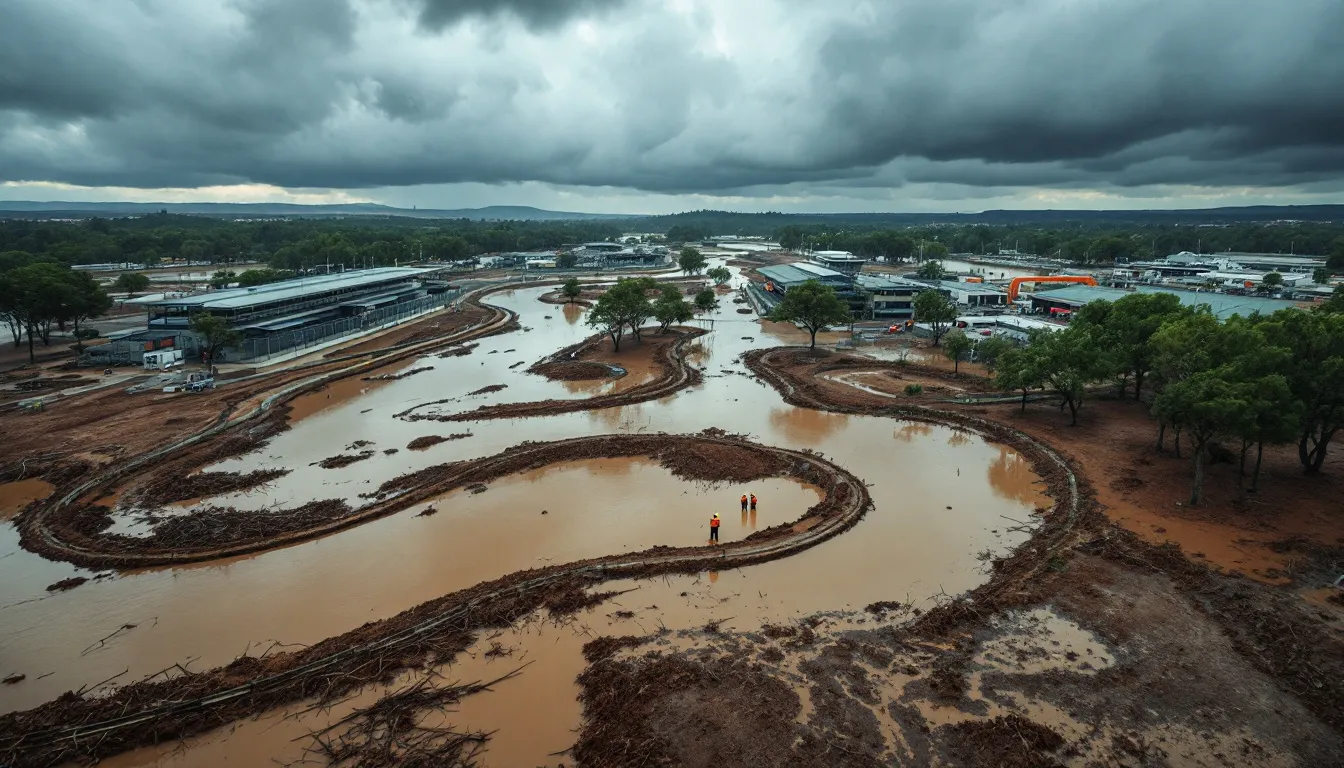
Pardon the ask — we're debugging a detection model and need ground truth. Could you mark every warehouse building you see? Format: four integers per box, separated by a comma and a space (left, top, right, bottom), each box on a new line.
914, 279, 1010, 308
1026, 285, 1305, 321
143, 268, 439, 337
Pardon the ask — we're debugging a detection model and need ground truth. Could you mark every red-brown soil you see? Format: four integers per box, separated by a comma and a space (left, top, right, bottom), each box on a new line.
745, 346, 1342, 582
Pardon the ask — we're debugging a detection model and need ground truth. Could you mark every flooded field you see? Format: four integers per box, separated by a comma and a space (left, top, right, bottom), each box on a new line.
0, 264, 1056, 764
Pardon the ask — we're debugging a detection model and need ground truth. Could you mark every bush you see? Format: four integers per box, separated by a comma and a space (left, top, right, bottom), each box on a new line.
904, 383, 924, 396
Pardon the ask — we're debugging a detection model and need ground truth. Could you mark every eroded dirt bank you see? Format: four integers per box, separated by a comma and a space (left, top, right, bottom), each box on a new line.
0, 432, 877, 767
398, 326, 707, 423
559, 345, 1343, 766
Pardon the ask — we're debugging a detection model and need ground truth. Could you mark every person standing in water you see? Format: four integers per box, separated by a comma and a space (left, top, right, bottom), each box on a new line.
750, 493, 757, 511
710, 513, 721, 542
740, 494, 748, 512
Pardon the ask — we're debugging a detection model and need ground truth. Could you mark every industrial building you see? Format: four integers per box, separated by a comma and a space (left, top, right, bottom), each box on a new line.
809, 251, 869, 276
854, 273, 924, 319
914, 279, 1010, 308
1026, 285, 1305, 321
143, 267, 441, 337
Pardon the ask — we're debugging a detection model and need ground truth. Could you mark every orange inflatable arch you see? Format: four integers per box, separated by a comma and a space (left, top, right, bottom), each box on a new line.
1006, 275, 1098, 302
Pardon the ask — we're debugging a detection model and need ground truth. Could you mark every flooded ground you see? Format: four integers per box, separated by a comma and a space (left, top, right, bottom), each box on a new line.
0, 479, 53, 521
0, 264, 1055, 763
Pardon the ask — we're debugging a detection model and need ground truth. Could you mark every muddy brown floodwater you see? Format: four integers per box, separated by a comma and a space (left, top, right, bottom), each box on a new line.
0, 270, 1056, 766
0, 479, 53, 521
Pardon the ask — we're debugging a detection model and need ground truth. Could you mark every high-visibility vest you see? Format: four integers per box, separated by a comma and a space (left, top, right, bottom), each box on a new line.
750, 496, 757, 504
710, 517, 720, 528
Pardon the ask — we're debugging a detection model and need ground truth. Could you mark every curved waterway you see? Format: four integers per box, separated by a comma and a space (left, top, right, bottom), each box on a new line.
0, 264, 1052, 765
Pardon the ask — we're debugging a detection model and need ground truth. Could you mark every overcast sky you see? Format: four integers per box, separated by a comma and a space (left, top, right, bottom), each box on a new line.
3, 0, 1343, 214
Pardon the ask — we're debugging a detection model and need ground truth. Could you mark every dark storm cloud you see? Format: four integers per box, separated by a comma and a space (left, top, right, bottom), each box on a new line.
1, 0, 1342, 197
414, 0, 631, 31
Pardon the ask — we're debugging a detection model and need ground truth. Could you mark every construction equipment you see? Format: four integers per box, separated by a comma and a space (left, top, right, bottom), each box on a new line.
1006, 275, 1098, 302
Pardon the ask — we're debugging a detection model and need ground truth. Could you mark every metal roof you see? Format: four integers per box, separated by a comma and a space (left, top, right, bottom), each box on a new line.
1027, 285, 1306, 320
144, 268, 433, 311
854, 273, 924, 290
758, 264, 851, 286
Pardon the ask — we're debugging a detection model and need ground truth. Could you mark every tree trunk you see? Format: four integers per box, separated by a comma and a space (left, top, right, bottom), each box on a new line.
39, 319, 52, 345
1134, 370, 1145, 400
808, 327, 817, 350
1156, 422, 1166, 452
73, 316, 83, 354
953, 356, 959, 373
1306, 430, 1335, 474
1068, 398, 1080, 426
26, 320, 35, 363
1190, 443, 1207, 505
1173, 426, 1183, 459
609, 329, 621, 352
1250, 441, 1265, 493
1020, 390, 1028, 412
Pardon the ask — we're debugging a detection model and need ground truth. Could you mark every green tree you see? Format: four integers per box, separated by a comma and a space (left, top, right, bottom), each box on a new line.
974, 335, 1013, 374
653, 285, 694, 332
1152, 368, 1256, 505
1313, 267, 1331, 285
921, 241, 949, 260
236, 268, 287, 287
707, 266, 731, 286
1256, 309, 1344, 473
210, 270, 236, 289
1261, 272, 1283, 291
942, 330, 973, 373
678, 247, 707, 276
775, 226, 804, 251
665, 225, 707, 244
561, 277, 583, 304
767, 280, 852, 350
585, 278, 656, 350
912, 290, 957, 346
916, 260, 946, 281
694, 288, 719, 314
1027, 327, 1109, 426
114, 272, 151, 296
63, 270, 112, 353
190, 313, 241, 368
4, 263, 77, 361
556, 252, 578, 269
1321, 284, 1344, 314
1073, 292, 1186, 399
995, 347, 1042, 412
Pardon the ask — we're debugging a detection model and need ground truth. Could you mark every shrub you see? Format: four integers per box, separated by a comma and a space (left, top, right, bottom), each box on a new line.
904, 383, 924, 396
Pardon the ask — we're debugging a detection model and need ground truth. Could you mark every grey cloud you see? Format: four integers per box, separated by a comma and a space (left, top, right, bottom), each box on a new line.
1, 0, 1342, 198
414, 0, 630, 31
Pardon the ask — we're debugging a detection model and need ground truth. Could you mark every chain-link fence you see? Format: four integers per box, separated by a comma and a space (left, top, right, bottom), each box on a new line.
231, 290, 462, 363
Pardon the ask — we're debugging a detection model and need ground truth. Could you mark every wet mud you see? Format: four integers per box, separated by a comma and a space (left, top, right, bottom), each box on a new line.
399, 327, 707, 423
0, 433, 871, 766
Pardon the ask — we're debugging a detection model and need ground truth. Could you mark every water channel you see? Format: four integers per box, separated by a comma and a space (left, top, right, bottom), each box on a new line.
0, 262, 1052, 766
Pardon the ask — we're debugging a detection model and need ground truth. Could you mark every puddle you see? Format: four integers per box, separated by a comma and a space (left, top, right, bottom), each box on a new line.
0, 478, 54, 520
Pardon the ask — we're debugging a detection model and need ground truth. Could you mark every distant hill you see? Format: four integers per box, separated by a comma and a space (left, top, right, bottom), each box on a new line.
0, 201, 634, 221
629, 205, 1344, 230
3, 200, 1342, 226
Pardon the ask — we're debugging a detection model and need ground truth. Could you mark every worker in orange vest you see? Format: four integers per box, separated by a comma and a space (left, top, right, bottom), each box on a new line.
750, 494, 757, 511
740, 494, 748, 512
709, 513, 721, 543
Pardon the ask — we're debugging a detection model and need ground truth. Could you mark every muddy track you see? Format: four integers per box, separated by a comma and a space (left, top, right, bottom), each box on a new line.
397, 327, 708, 423
744, 346, 1083, 549
14, 284, 525, 570
0, 433, 875, 767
